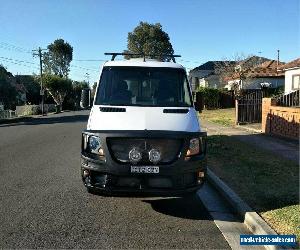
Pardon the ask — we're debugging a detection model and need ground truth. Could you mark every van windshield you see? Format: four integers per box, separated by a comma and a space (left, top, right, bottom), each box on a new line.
95, 66, 192, 107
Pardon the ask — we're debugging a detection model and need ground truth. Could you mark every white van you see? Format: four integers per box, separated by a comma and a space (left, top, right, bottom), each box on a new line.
81, 53, 207, 195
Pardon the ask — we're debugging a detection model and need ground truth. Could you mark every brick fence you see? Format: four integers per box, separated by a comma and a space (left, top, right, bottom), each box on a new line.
262, 98, 300, 140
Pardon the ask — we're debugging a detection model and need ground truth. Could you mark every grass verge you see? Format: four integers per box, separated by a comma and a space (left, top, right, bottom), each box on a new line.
207, 135, 299, 242
200, 108, 235, 127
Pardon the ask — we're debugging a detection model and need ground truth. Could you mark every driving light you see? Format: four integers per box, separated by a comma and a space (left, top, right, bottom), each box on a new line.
98, 148, 104, 156
149, 148, 161, 164
186, 138, 200, 157
129, 148, 142, 164
88, 136, 101, 154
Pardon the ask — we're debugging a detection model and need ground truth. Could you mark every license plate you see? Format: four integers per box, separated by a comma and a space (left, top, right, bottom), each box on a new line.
131, 166, 159, 174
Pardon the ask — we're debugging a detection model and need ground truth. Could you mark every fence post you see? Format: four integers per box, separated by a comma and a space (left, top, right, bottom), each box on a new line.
262, 98, 277, 133
235, 99, 239, 125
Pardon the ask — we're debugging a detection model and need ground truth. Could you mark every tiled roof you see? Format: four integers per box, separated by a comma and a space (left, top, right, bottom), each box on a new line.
247, 60, 285, 77
228, 60, 285, 79
277, 58, 300, 70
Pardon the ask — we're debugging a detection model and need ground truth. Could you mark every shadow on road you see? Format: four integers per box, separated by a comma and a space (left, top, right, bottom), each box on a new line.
142, 194, 210, 220
0, 114, 89, 128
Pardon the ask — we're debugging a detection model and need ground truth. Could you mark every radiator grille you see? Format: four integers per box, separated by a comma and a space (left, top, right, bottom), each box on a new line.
107, 138, 182, 165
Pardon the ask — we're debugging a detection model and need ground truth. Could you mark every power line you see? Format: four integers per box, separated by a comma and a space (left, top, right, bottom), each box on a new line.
0, 55, 198, 73
74, 58, 203, 65
70, 64, 99, 72
0, 56, 37, 65
0, 56, 100, 73
178, 59, 202, 64
0, 57, 39, 70
0, 40, 203, 66
0, 42, 32, 54
0, 45, 32, 54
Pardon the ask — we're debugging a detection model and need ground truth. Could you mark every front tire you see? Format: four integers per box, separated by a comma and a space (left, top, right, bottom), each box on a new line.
87, 187, 97, 195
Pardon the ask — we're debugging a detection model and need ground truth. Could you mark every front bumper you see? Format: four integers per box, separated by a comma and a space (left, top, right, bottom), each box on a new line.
81, 130, 207, 195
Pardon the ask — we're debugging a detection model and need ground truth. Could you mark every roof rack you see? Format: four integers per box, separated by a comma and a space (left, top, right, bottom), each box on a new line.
104, 52, 181, 63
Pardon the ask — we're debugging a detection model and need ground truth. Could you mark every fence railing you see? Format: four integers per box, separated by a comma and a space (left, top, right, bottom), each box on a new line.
0, 110, 17, 119
275, 90, 300, 107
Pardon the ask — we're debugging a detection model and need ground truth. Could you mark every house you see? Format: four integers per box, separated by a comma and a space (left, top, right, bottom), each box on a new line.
189, 56, 272, 91
188, 61, 235, 91
225, 59, 285, 90
15, 75, 41, 104
277, 58, 300, 93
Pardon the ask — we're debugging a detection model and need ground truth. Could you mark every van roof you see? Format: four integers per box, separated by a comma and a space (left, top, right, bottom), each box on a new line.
103, 59, 185, 69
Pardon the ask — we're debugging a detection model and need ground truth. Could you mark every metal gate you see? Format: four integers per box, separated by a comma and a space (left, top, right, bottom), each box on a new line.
236, 90, 264, 124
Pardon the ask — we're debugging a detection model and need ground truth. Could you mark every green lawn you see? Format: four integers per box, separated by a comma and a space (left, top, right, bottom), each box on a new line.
199, 108, 235, 126
262, 206, 300, 239
207, 135, 299, 242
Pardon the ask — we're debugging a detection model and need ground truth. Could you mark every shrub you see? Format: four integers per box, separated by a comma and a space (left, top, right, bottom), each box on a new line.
196, 87, 220, 109
19, 105, 41, 116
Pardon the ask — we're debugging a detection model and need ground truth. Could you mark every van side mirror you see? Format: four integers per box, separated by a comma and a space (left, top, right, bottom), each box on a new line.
80, 88, 91, 109
194, 92, 204, 112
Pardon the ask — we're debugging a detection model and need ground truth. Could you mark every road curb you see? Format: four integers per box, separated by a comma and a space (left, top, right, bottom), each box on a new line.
0, 116, 34, 125
207, 168, 282, 250
0, 112, 59, 125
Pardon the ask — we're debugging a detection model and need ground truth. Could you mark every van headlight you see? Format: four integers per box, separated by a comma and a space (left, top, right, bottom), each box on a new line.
86, 135, 105, 157
186, 137, 205, 157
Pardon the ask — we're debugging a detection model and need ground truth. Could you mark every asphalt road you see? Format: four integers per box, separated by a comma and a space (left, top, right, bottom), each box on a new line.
0, 111, 229, 249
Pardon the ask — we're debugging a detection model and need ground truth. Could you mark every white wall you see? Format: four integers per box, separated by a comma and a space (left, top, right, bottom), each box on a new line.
225, 77, 284, 90
189, 70, 213, 91
242, 77, 284, 89
196, 75, 222, 89
225, 80, 239, 90
285, 68, 300, 93
199, 78, 207, 88
206, 75, 222, 89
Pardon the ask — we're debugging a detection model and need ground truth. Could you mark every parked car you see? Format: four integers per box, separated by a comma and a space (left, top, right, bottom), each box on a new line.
80, 53, 207, 195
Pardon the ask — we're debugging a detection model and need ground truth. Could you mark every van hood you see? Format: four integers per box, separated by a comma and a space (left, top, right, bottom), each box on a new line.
87, 105, 201, 132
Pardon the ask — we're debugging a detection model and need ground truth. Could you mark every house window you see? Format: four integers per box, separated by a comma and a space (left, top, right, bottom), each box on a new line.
292, 75, 300, 90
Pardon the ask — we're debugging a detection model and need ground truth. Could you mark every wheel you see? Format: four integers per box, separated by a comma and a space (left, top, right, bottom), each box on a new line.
87, 187, 108, 196
87, 187, 97, 195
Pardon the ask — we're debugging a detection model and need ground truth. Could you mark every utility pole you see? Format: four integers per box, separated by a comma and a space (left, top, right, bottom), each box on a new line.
32, 47, 47, 115
276, 49, 280, 80
85, 72, 90, 84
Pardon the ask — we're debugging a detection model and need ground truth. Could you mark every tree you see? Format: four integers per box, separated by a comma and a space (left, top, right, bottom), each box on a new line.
126, 22, 174, 60
71, 81, 89, 109
91, 82, 97, 99
15, 75, 40, 104
43, 75, 72, 110
43, 39, 73, 77
0, 65, 17, 109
